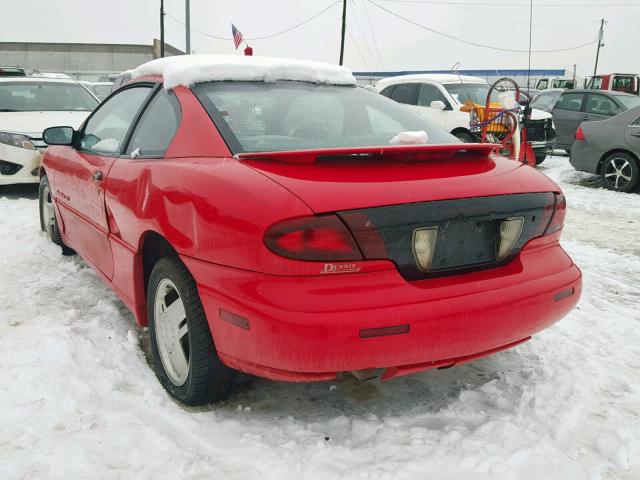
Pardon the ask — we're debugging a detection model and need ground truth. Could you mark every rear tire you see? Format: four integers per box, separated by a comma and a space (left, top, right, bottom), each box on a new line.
148, 256, 233, 405
38, 175, 74, 255
454, 131, 475, 143
600, 152, 639, 193
534, 152, 547, 165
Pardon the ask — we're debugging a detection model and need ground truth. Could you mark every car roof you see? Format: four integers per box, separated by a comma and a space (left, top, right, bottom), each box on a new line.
0, 77, 80, 85
376, 74, 487, 88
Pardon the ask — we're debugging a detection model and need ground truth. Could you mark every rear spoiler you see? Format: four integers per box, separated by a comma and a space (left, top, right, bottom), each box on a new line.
235, 143, 497, 165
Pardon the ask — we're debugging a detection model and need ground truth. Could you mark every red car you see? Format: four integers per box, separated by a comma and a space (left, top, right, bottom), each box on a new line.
39, 56, 581, 405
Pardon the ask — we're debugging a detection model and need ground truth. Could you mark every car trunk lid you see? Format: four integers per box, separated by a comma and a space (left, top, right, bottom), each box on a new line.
238, 143, 559, 213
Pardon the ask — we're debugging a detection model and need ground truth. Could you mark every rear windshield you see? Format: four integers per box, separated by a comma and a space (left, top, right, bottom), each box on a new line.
613, 93, 640, 110
0, 81, 98, 112
193, 81, 456, 153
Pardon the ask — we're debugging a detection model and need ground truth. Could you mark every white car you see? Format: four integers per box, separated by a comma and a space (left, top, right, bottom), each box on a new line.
0, 78, 98, 185
375, 74, 556, 164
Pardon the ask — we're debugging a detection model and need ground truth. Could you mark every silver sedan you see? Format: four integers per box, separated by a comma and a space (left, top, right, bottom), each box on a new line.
570, 105, 640, 193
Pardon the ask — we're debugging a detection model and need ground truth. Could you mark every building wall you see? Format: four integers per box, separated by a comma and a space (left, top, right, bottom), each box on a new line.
0, 41, 183, 82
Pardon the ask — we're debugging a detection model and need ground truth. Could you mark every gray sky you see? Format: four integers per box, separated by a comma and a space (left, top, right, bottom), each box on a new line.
2, 0, 638, 78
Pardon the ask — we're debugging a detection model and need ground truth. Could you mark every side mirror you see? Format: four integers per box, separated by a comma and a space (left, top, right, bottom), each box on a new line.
430, 100, 446, 110
43, 126, 75, 146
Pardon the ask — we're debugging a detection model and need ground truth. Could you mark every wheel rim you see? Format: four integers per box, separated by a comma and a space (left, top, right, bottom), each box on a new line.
604, 157, 632, 189
154, 278, 190, 386
41, 184, 55, 236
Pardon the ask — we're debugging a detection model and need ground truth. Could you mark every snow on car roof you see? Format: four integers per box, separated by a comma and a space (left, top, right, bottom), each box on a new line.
376, 74, 487, 89
0, 77, 80, 85
132, 54, 356, 89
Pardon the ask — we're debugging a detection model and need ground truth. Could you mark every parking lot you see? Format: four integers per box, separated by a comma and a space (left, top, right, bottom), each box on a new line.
1, 154, 638, 479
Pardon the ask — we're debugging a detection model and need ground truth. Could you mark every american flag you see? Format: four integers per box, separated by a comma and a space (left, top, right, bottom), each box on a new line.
231, 24, 243, 50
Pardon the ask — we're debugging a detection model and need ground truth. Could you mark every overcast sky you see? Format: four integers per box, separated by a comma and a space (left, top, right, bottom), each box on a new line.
2, 0, 638, 78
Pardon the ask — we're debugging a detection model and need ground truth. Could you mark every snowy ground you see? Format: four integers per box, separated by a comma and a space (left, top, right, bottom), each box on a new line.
1, 155, 639, 480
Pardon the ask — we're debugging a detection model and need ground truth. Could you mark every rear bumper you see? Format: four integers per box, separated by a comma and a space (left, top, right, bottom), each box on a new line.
570, 140, 602, 174
182, 239, 581, 382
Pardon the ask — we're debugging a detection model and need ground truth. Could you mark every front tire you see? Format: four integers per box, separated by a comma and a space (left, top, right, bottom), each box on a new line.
148, 256, 233, 405
38, 175, 74, 255
600, 152, 639, 193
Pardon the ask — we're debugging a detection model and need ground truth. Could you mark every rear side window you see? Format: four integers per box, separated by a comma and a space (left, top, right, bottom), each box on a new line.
390, 83, 419, 105
586, 94, 623, 116
555, 92, 585, 111
78, 85, 153, 155
126, 89, 181, 157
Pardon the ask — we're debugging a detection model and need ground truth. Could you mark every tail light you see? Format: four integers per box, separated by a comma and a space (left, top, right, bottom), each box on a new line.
264, 215, 363, 261
544, 193, 566, 234
575, 126, 585, 141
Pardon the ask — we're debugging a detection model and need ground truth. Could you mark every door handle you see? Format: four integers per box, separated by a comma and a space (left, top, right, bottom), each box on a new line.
92, 170, 103, 182
632, 133, 640, 138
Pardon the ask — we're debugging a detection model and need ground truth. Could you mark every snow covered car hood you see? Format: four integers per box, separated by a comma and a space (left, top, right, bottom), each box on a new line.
0, 111, 90, 137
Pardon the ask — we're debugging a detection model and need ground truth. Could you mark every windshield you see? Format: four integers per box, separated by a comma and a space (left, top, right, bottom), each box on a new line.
0, 82, 98, 112
531, 91, 563, 112
443, 83, 500, 105
193, 81, 457, 153
613, 94, 640, 110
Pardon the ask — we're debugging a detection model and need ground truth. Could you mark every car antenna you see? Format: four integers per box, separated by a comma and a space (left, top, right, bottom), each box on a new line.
450, 61, 473, 105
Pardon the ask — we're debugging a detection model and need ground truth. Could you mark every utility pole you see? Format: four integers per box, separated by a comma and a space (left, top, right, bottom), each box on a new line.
185, 0, 191, 54
593, 19, 605, 77
339, 0, 347, 65
160, 0, 165, 58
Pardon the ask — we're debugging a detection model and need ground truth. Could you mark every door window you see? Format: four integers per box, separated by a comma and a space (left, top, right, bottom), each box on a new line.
417, 84, 450, 108
78, 85, 153, 155
555, 92, 585, 112
379, 86, 394, 98
537, 79, 548, 90
390, 83, 419, 105
125, 89, 181, 157
586, 94, 622, 116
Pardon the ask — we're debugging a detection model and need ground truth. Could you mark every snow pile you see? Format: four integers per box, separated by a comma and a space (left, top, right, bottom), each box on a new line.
389, 130, 428, 145
132, 55, 356, 89
1, 155, 640, 478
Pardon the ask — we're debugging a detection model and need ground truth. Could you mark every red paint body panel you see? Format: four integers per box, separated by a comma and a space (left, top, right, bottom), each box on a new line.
242, 154, 560, 213
183, 238, 580, 380
42, 79, 582, 382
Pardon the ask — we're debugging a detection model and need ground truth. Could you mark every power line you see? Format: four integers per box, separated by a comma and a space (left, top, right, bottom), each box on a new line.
349, 0, 381, 69
361, 0, 386, 68
165, 2, 341, 41
346, 26, 373, 69
368, 0, 598, 52
377, 0, 640, 6
440, 0, 603, 27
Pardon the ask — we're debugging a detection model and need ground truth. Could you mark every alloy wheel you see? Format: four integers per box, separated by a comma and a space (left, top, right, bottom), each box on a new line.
604, 157, 632, 190
154, 278, 190, 386
41, 184, 56, 237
